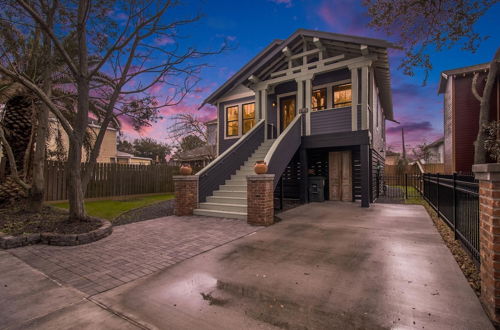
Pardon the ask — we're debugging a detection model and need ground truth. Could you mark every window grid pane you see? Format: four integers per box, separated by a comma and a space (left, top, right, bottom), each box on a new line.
242, 103, 255, 134
311, 88, 327, 111
333, 83, 352, 108
226, 105, 239, 136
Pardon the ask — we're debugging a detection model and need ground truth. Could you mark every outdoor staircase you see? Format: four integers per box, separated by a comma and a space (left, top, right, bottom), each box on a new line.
193, 139, 275, 220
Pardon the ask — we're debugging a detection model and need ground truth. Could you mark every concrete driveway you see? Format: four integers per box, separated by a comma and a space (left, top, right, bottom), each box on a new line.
89, 202, 492, 329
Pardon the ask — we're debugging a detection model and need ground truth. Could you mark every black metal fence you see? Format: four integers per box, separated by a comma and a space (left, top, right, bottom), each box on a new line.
376, 173, 423, 202
423, 173, 480, 263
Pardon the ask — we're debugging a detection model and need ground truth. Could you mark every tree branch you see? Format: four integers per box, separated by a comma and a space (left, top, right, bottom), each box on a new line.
15, 0, 79, 76
0, 125, 31, 190
0, 64, 74, 135
471, 72, 483, 102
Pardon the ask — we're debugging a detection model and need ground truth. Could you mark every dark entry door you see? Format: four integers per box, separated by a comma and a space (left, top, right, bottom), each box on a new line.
280, 96, 296, 133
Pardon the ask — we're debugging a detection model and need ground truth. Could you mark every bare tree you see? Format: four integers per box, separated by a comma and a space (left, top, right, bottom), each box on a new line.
472, 49, 500, 164
364, 0, 499, 164
0, 0, 224, 220
167, 113, 216, 160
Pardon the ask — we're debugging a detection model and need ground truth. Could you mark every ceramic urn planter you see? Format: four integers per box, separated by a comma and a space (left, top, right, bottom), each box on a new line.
254, 161, 268, 174
180, 164, 193, 175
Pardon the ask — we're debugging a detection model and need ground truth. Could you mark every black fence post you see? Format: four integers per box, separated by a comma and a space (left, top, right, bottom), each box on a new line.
436, 173, 440, 218
453, 173, 457, 240
405, 173, 408, 199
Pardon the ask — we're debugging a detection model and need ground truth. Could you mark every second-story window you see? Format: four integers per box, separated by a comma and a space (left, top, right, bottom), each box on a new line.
333, 83, 352, 108
242, 103, 255, 134
226, 105, 239, 137
311, 88, 327, 111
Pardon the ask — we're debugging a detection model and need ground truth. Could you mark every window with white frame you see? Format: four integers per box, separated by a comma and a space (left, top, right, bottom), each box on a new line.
225, 102, 255, 138
226, 105, 239, 137
333, 83, 352, 108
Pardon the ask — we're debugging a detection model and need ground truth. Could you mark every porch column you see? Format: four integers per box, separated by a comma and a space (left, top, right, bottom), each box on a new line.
349, 66, 359, 131
305, 78, 312, 136
472, 164, 500, 323
360, 65, 369, 130
349, 62, 372, 131
254, 89, 261, 121
360, 144, 370, 207
262, 88, 268, 139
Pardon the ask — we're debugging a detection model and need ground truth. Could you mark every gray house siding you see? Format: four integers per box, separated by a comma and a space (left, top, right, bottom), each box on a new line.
310, 107, 351, 135
218, 96, 255, 154
267, 93, 278, 139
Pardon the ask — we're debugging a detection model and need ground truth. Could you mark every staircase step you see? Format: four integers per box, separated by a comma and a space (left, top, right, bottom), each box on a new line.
220, 184, 247, 191
207, 196, 247, 205
225, 178, 247, 185
213, 190, 247, 198
193, 208, 247, 220
198, 202, 247, 213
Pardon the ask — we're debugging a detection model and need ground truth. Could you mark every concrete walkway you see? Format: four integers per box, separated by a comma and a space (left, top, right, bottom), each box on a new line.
9, 215, 259, 295
0, 251, 137, 329
88, 202, 492, 329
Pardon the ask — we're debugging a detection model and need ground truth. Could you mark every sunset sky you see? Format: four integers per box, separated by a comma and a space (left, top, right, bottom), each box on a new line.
120, 0, 500, 152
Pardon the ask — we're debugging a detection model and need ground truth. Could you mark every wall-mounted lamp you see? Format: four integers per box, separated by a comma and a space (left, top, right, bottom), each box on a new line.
272, 101, 276, 107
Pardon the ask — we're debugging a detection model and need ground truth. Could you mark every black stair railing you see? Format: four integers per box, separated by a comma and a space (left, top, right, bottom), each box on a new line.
264, 114, 302, 188
197, 119, 265, 203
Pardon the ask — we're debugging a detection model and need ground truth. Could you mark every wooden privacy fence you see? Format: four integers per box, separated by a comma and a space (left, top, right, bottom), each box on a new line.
44, 161, 180, 201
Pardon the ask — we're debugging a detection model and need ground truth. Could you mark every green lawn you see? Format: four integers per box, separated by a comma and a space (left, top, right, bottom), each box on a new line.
389, 185, 422, 205
50, 194, 174, 221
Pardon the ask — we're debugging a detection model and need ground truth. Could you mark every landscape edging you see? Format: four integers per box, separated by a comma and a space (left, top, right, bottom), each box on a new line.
0, 217, 112, 249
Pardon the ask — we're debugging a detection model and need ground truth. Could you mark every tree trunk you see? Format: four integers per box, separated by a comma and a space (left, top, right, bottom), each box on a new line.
28, 9, 54, 213
66, 136, 86, 220
473, 47, 500, 164
66, 0, 90, 221
28, 103, 48, 212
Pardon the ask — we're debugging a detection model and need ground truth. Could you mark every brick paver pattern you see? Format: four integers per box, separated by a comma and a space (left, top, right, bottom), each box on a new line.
9, 216, 259, 296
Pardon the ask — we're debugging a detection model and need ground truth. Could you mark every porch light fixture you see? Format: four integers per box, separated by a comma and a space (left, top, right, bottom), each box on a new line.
272, 101, 276, 107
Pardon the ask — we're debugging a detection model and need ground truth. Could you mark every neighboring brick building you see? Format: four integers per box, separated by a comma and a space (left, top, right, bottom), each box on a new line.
438, 63, 500, 174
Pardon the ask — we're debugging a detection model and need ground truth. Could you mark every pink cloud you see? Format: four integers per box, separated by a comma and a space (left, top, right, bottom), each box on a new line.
154, 36, 175, 46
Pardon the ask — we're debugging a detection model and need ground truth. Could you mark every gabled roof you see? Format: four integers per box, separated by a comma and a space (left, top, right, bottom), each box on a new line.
438, 62, 490, 94
425, 137, 444, 149
200, 29, 397, 120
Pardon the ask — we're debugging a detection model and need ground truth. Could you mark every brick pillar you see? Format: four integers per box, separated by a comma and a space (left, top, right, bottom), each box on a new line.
173, 175, 198, 216
473, 163, 500, 323
247, 174, 275, 226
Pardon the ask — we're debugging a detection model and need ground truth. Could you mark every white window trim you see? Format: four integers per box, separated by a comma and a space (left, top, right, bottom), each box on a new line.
223, 101, 256, 140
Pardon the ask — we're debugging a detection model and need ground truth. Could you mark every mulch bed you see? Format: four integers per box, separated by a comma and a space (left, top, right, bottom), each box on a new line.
113, 199, 175, 226
0, 204, 101, 236
419, 201, 481, 296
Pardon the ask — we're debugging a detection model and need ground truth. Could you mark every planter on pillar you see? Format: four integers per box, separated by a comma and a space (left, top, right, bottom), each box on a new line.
473, 163, 500, 324
247, 174, 275, 226
173, 175, 198, 216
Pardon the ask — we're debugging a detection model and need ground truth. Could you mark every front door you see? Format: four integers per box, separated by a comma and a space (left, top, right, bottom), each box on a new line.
280, 96, 296, 133
329, 151, 352, 201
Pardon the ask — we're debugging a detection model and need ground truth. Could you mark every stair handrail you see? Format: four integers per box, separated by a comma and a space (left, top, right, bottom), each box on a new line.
197, 119, 265, 202
197, 119, 264, 176
264, 114, 302, 187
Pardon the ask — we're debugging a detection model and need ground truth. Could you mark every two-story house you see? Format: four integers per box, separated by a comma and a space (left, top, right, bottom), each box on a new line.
193, 29, 395, 219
